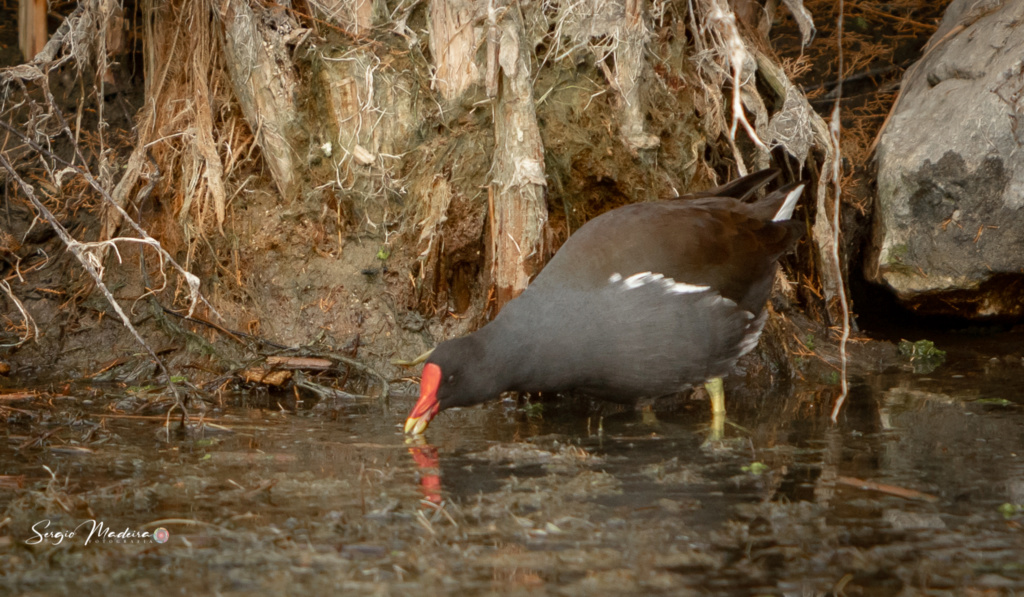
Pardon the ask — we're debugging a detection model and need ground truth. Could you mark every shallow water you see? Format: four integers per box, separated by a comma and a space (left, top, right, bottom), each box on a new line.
1, 335, 1023, 596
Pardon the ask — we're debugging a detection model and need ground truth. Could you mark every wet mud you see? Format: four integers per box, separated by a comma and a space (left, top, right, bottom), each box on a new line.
1, 333, 1024, 596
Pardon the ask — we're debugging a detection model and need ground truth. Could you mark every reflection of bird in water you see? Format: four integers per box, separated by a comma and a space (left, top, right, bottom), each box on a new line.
407, 444, 442, 505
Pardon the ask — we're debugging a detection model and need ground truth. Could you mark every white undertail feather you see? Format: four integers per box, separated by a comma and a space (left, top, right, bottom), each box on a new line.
611, 272, 710, 295
772, 184, 805, 222
735, 310, 769, 358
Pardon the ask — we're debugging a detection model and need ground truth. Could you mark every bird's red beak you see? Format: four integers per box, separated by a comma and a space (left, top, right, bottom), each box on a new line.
404, 363, 441, 435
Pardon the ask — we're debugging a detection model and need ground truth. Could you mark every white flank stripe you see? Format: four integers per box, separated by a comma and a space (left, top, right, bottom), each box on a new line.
612, 272, 710, 294
623, 272, 662, 289
773, 184, 805, 221
668, 280, 712, 294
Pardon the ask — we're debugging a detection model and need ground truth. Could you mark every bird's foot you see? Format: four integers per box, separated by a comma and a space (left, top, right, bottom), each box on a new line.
639, 403, 660, 428
700, 415, 751, 451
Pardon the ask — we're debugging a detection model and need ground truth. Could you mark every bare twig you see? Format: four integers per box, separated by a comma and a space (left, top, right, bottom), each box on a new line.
847, 1, 936, 31
0, 118, 214, 320
0, 153, 182, 407
0, 280, 38, 346
829, 0, 851, 423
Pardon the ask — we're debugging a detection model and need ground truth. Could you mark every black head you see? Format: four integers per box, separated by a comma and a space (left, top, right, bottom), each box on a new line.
403, 333, 506, 435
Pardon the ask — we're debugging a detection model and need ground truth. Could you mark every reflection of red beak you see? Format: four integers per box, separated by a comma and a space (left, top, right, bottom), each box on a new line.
408, 445, 441, 504
405, 363, 441, 435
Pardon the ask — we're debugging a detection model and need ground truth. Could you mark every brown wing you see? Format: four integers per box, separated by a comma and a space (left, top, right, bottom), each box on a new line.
530, 193, 802, 313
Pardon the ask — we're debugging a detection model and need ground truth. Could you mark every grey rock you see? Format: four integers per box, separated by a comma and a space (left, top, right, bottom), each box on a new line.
868, 0, 1024, 317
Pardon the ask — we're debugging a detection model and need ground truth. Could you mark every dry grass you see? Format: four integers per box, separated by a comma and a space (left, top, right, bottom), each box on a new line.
781, 0, 949, 172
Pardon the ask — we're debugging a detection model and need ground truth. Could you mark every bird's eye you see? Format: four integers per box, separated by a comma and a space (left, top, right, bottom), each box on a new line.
448, 374, 455, 383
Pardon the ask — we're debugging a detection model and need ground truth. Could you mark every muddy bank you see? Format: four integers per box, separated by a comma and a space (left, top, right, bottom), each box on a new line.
0, 0, 837, 391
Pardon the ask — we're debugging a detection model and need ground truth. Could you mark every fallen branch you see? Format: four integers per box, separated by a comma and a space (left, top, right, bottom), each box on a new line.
295, 351, 392, 399
294, 375, 370, 401
0, 392, 39, 402
836, 475, 939, 503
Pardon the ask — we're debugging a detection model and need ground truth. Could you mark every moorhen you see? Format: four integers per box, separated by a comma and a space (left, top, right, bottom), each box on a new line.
405, 169, 804, 435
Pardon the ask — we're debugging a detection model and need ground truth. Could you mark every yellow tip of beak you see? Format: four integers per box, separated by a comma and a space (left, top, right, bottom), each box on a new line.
404, 415, 430, 435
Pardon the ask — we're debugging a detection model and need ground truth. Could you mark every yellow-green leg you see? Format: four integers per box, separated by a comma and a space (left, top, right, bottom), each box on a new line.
641, 404, 659, 427
706, 377, 725, 441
